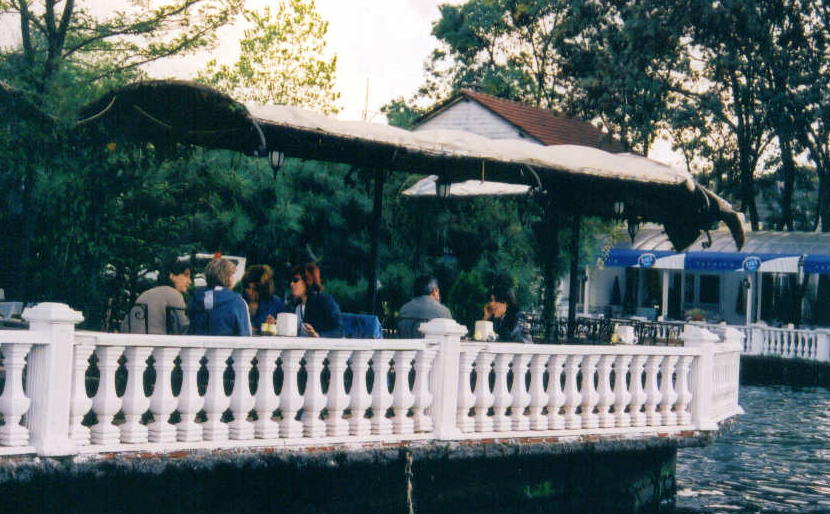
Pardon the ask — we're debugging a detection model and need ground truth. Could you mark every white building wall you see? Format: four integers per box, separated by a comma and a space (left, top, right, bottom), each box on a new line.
416, 100, 540, 143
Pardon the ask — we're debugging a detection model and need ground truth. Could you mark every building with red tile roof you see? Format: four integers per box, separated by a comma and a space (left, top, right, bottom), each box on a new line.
416, 89, 625, 153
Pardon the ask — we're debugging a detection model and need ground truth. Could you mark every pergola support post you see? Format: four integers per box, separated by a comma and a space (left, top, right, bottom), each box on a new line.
367, 169, 385, 315
540, 200, 561, 342
567, 215, 581, 340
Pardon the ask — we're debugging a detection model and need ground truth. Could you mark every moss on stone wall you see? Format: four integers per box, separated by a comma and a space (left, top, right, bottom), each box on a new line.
0, 444, 678, 513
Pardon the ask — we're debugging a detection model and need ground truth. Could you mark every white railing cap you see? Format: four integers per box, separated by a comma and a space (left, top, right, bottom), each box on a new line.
419, 318, 468, 337
720, 327, 745, 343
681, 324, 719, 346
22, 302, 84, 324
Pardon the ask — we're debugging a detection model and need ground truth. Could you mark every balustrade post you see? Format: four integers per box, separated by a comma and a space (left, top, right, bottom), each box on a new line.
683, 325, 719, 431
412, 348, 437, 433
546, 355, 567, 430
254, 349, 281, 439
420, 318, 467, 439
527, 354, 549, 430
69, 343, 95, 445
473, 351, 495, 432
229, 348, 257, 440
0, 343, 33, 446
120, 346, 153, 444
22, 303, 84, 456
509, 354, 532, 431
176, 348, 206, 442
455, 349, 477, 433
202, 348, 233, 441
749, 325, 765, 355
325, 350, 351, 437
393, 350, 417, 434
817, 332, 830, 362
348, 350, 373, 436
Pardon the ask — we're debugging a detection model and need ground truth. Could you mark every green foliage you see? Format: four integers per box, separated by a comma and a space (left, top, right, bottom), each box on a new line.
197, 0, 339, 114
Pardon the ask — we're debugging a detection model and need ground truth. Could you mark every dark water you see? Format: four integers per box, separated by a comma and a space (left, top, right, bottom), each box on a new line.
676, 385, 830, 513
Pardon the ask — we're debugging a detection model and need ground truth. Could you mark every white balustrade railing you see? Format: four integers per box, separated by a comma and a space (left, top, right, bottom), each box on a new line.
0, 303, 744, 458
745, 325, 830, 361
454, 324, 743, 435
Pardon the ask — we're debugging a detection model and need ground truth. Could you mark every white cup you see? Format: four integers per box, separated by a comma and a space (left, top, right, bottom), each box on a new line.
276, 312, 298, 337
474, 320, 494, 341
615, 325, 636, 344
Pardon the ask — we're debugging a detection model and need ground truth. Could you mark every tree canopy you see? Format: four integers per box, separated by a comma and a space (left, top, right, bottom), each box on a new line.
197, 0, 339, 114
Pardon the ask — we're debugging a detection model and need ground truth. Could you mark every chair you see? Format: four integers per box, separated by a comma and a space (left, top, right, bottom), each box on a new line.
166, 306, 189, 335
395, 316, 431, 339
342, 313, 383, 339
0, 302, 24, 319
125, 303, 149, 334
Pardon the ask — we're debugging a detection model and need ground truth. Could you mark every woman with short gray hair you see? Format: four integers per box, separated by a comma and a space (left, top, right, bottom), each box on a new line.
205, 258, 237, 288
188, 258, 252, 336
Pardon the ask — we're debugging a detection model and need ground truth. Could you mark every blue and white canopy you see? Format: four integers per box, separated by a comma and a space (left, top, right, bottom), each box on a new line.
602, 227, 830, 274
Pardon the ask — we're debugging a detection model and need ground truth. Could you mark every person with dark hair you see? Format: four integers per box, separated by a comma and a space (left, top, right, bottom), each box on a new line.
189, 258, 252, 336
397, 275, 453, 338
242, 264, 286, 334
482, 284, 532, 343
122, 258, 192, 334
288, 262, 343, 338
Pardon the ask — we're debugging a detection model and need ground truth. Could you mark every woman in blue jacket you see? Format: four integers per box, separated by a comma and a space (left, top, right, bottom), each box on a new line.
288, 262, 343, 338
189, 258, 252, 336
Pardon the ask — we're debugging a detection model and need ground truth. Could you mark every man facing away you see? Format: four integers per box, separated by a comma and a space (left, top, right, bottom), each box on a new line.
397, 275, 453, 338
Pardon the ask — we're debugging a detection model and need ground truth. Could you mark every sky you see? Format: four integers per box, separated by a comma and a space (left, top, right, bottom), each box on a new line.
0, 0, 680, 166
141, 0, 462, 122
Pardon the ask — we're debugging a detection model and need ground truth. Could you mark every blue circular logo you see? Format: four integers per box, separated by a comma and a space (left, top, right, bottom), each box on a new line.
638, 253, 656, 269
742, 256, 761, 272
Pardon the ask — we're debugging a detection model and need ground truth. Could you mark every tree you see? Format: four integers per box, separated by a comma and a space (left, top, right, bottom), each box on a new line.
197, 0, 339, 114
424, 0, 575, 108
561, 0, 686, 154
0, 0, 244, 303
0, 0, 243, 97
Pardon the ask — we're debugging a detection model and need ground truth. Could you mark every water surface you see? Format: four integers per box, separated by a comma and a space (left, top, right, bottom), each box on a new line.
676, 385, 830, 512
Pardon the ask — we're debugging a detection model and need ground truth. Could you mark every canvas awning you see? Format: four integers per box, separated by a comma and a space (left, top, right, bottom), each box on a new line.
605, 227, 830, 274
402, 175, 531, 197
78, 80, 745, 251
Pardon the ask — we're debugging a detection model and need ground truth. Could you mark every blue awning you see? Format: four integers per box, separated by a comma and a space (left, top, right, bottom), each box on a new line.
803, 255, 830, 274
603, 249, 676, 268
684, 252, 796, 272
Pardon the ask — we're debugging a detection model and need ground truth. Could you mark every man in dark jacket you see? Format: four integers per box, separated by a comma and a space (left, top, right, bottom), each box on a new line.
189, 258, 252, 336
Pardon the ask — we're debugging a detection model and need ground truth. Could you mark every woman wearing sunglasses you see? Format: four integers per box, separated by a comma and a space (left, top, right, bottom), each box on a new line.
288, 262, 343, 338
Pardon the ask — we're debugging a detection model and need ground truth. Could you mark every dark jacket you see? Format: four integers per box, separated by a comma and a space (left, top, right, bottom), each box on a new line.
250, 296, 287, 330
493, 306, 532, 344
188, 287, 252, 336
291, 291, 343, 338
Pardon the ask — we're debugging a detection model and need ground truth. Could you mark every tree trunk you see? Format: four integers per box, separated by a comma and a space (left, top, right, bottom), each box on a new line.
778, 135, 796, 231
813, 169, 830, 325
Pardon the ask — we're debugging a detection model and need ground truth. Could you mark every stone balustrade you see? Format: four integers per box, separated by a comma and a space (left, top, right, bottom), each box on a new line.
0, 303, 743, 458
745, 325, 830, 361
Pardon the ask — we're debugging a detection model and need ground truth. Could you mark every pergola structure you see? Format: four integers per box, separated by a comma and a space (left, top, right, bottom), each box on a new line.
78, 80, 745, 332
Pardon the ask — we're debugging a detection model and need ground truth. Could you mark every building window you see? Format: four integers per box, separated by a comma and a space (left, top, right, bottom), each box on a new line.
699, 275, 721, 305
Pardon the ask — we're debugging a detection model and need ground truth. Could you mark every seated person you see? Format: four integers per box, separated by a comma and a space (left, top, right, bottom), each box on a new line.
482, 285, 532, 344
287, 262, 343, 338
122, 258, 191, 335
242, 264, 286, 333
397, 275, 452, 338
189, 258, 252, 336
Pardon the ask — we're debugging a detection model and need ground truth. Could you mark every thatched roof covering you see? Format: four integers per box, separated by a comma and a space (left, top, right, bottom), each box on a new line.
77, 80, 267, 155
77, 80, 745, 251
